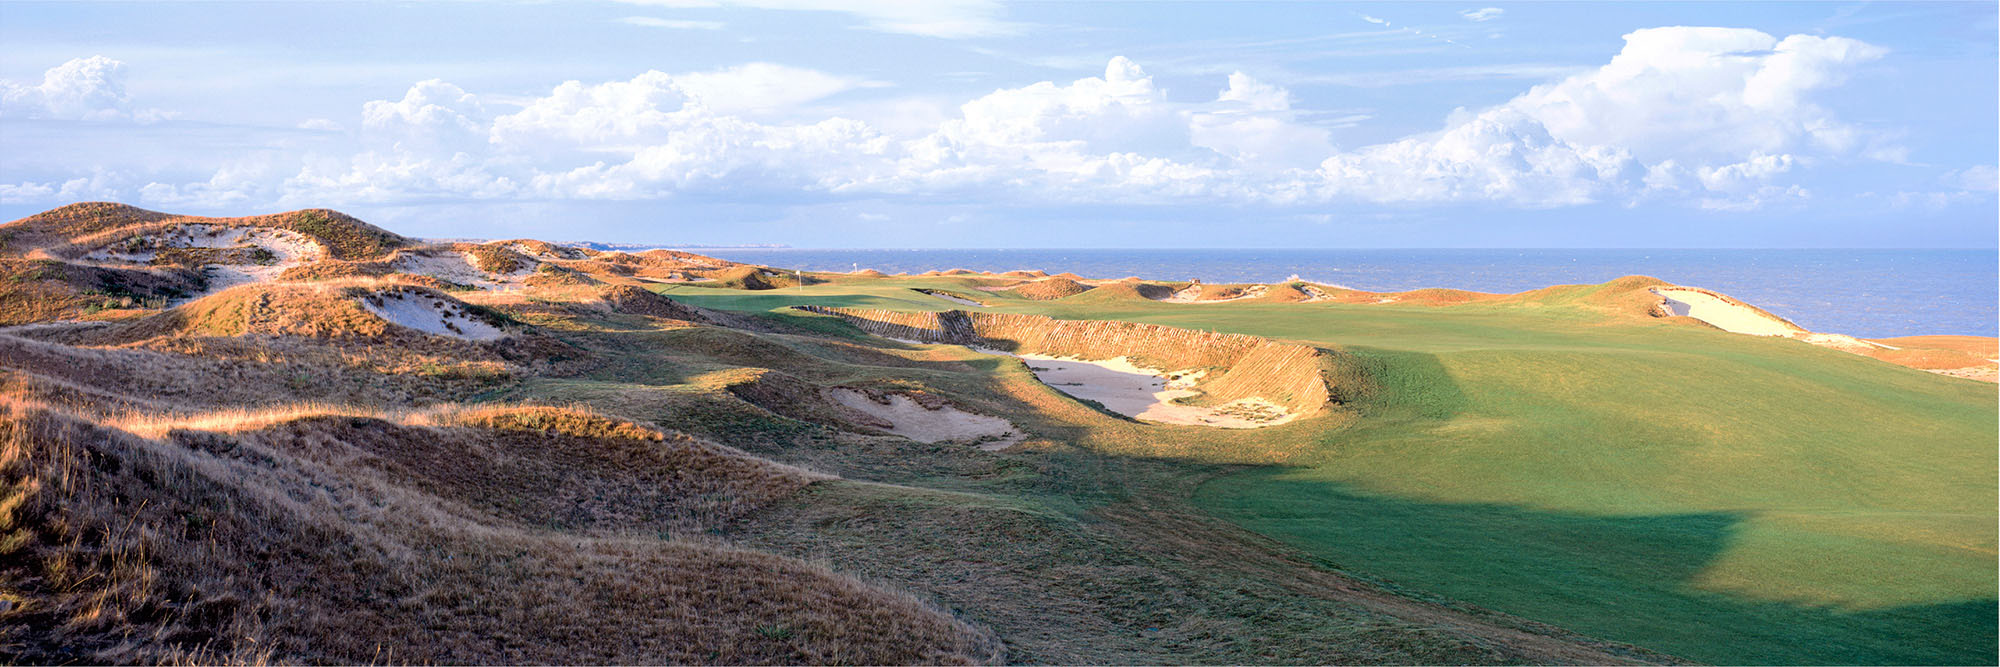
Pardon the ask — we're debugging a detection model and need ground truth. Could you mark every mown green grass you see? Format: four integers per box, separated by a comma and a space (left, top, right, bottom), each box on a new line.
667, 279, 1997, 665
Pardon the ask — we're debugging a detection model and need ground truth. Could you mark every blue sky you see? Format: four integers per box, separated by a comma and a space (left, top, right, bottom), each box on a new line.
1, 1, 1994, 247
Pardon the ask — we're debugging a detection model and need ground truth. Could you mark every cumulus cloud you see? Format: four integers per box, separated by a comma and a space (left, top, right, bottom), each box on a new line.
1508, 28, 1885, 161
361, 79, 487, 152
1461, 7, 1504, 22
611, 0, 1017, 38
1191, 72, 1333, 168
1306, 26, 1890, 207
17, 26, 1895, 214
0, 56, 171, 122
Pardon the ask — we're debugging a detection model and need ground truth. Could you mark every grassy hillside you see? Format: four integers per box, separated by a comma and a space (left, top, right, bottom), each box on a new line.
661, 277, 1998, 665
5, 203, 1988, 664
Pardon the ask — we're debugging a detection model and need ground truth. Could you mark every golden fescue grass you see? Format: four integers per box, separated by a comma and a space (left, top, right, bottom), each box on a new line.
0, 396, 1001, 664
5, 203, 405, 261
0, 258, 206, 325
1871, 335, 2000, 357
459, 242, 531, 274
1005, 277, 1092, 300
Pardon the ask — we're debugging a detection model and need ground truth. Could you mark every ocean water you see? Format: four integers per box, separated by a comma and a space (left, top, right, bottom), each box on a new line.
694, 248, 1999, 338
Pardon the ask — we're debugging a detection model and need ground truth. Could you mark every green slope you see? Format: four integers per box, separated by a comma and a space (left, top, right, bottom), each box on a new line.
661, 279, 1998, 665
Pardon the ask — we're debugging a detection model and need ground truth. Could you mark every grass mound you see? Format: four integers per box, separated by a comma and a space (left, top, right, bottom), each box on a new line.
462, 243, 532, 274
0, 400, 1000, 664
695, 265, 818, 290
523, 263, 601, 288
1006, 277, 1092, 301
52, 282, 512, 345
0, 258, 206, 325
599, 285, 712, 323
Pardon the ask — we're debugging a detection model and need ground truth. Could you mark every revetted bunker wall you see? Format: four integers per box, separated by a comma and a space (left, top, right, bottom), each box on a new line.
795, 306, 1335, 415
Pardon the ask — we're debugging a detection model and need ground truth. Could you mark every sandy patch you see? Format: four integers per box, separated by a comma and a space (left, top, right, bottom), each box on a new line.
392, 250, 536, 288
1794, 332, 1898, 353
358, 289, 507, 341
1929, 366, 2000, 382
1651, 287, 1802, 336
82, 224, 329, 300
1009, 353, 1295, 428
1162, 284, 1268, 304
829, 388, 1023, 450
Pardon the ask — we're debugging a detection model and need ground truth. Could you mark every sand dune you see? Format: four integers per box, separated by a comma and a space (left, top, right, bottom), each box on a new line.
359, 289, 507, 341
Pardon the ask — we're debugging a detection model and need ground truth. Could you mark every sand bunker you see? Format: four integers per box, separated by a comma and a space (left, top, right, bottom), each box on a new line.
1008, 353, 1295, 428
359, 289, 506, 341
1163, 284, 1268, 304
829, 389, 1022, 450
1652, 287, 1803, 336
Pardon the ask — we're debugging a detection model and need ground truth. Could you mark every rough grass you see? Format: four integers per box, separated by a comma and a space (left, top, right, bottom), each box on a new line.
0, 258, 205, 325
0, 399, 999, 664
1007, 277, 1092, 300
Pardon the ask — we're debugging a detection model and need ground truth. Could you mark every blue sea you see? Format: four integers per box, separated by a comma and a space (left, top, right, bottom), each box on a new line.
694, 248, 1999, 338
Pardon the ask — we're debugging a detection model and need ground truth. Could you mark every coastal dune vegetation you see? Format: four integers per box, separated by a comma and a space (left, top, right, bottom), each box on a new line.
1, 203, 1992, 665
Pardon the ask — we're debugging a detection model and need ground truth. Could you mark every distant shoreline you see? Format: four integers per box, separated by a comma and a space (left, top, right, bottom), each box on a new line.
693, 247, 1999, 339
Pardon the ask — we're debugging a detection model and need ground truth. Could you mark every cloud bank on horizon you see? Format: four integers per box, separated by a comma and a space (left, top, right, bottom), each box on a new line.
0, 1, 1993, 247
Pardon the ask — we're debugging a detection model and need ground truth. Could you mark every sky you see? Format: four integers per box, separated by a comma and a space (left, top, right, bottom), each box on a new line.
0, 1, 1994, 248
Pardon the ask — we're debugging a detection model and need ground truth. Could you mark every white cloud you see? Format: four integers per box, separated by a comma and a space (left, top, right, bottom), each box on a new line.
0, 56, 171, 122
1461, 7, 1504, 22
673, 63, 879, 115
29, 27, 1890, 214
1696, 153, 1795, 193
617, 16, 726, 30
1506, 28, 1886, 162
1191, 72, 1332, 167
298, 118, 344, 132
0, 182, 56, 204
1701, 184, 1810, 211
611, 0, 1017, 38
1304, 27, 1889, 208
1946, 165, 1998, 192
361, 79, 487, 153
1317, 106, 1636, 206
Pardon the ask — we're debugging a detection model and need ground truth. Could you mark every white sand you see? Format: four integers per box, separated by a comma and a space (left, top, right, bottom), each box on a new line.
829, 388, 1022, 450
1652, 287, 1802, 336
1012, 353, 1295, 428
78, 224, 330, 302
391, 250, 536, 288
1162, 284, 1268, 303
1794, 332, 1898, 353
359, 290, 507, 341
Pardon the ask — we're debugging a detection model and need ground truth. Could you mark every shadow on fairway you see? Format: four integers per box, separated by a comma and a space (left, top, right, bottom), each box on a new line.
1196, 472, 1998, 665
